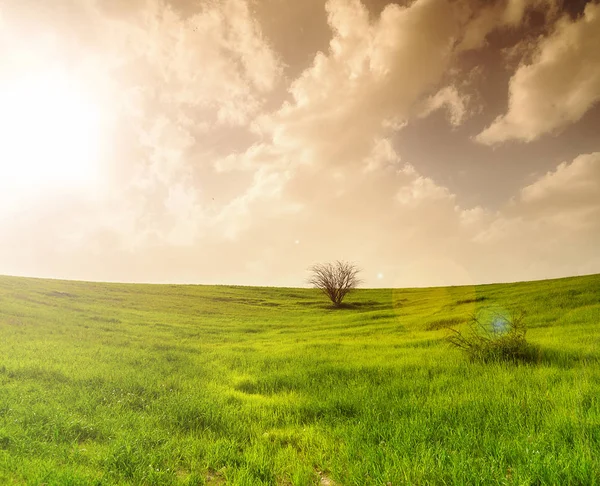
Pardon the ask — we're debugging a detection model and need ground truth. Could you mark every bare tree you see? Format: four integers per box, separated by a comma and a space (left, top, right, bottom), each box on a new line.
308, 260, 362, 307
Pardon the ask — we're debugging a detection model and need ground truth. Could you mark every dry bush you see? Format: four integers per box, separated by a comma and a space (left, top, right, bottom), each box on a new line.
446, 310, 538, 363
308, 261, 361, 307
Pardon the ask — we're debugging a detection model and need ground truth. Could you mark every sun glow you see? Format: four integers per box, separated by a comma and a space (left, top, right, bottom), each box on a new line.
0, 69, 104, 197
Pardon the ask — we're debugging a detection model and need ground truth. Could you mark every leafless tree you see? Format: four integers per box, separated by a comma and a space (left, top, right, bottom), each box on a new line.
308, 260, 362, 307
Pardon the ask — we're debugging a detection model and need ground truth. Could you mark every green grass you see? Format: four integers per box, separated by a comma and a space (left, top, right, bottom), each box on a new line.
0, 274, 599, 485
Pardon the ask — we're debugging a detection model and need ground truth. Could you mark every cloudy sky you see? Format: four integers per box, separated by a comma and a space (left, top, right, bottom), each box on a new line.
0, 0, 599, 287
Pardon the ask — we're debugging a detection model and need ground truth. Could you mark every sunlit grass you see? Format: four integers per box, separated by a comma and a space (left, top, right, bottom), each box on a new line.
0, 274, 599, 484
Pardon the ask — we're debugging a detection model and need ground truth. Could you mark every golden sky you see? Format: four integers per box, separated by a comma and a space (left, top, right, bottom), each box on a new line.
0, 0, 599, 287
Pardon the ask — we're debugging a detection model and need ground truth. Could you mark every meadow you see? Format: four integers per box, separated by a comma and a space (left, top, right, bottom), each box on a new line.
0, 273, 599, 485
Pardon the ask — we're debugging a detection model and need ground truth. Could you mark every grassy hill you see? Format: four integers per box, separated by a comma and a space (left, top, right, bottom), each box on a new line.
0, 274, 599, 485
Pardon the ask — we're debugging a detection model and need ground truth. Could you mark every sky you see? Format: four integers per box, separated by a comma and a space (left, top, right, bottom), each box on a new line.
0, 0, 599, 288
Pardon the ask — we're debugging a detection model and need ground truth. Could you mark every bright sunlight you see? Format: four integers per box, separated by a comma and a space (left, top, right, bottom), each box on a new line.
0, 69, 103, 196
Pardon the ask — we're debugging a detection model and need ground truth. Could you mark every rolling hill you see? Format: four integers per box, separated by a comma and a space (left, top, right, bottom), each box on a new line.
0, 273, 599, 485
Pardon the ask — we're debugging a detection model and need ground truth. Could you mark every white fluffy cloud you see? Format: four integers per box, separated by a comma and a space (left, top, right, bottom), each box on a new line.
477, 2, 600, 144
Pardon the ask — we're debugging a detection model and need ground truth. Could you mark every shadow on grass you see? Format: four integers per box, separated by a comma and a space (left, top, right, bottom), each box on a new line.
296, 300, 389, 311
46, 291, 77, 298
465, 346, 600, 368
456, 296, 487, 305
2, 366, 71, 384
426, 316, 468, 331
324, 301, 389, 312
532, 347, 599, 368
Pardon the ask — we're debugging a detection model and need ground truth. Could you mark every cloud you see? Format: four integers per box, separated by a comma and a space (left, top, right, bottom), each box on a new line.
517, 152, 600, 225
471, 153, 600, 280
396, 173, 456, 206
456, 0, 559, 52
1, 0, 599, 288
100, 0, 285, 242
247, 0, 462, 171
0, 0, 285, 249
210, 0, 463, 238
115, 0, 283, 126
476, 2, 600, 144
417, 86, 471, 126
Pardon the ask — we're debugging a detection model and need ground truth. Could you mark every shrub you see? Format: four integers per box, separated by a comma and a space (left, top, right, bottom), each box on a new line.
446, 310, 538, 363
308, 260, 361, 307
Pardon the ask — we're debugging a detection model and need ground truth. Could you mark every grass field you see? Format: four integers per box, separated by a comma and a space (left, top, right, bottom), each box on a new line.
0, 273, 599, 485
